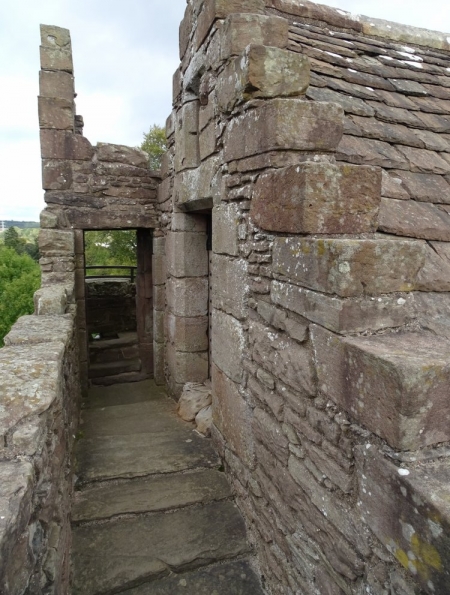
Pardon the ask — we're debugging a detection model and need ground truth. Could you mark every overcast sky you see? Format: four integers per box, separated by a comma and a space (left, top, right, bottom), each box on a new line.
0, 0, 449, 221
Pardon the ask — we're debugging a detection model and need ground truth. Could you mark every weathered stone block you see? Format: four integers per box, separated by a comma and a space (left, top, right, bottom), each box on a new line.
312, 325, 450, 450
166, 343, 208, 384
356, 446, 450, 594
218, 45, 310, 113
212, 364, 255, 468
167, 313, 209, 352
167, 277, 208, 317
153, 341, 165, 385
250, 320, 315, 396
273, 237, 425, 297
416, 242, 450, 293
251, 163, 381, 233
256, 300, 308, 342
38, 97, 74, 130
253, 407, 288, 464
42, 160, 72, 190
212, 309, 245, 383
220, 14, 289, 59
166, 231, 208, 278
40, 46, 73, 73
271, 280, 415, 334
96, 143, 148, 168
195, 0, 266, 49
179, 3, 193, 59
174, 155, 221, 210
39, 229, 75, 256
212, 203, 240, 256
40, 130, 93, 160
212, 256, 248, 320
379, 197, 450, 241
224, 99, 343, 162
4, 314, 73, 346
39, 70, 74, 102
175, 101, 200, 172
152, 252, 166, 288
199, 120, 217, 161
40, 24, 71, 49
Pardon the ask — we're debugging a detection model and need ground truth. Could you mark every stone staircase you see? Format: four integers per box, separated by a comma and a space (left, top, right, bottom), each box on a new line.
88, 332, 145, 385
71, 380, 264, 594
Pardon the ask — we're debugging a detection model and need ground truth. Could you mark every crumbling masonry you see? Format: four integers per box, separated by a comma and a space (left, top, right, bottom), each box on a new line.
1, 0, 450, 593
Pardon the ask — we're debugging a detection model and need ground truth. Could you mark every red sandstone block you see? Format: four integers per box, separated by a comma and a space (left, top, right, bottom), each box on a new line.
195, 0, 266, 50
212, 363, 255, 468
39, 70, 74, 101
40, 130, 93, 160
174, 101, 200, 172
223, 99, 343, 162
356, 445, 450, 592
217, 45, 310, 113
251, 162, 381, 233
38, 97, 74, 130
312, 325, 450, 450
220, 13, 289, 59
272, 237, 425, 297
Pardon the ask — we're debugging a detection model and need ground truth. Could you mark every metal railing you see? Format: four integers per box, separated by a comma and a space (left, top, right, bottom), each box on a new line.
84, 265, 137, 282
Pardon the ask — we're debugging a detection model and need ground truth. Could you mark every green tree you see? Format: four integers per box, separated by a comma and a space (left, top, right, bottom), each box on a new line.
4, 226, 24, 254
0, 246, 41, 345
84, 230, 136, 277
140, 124, 167, 170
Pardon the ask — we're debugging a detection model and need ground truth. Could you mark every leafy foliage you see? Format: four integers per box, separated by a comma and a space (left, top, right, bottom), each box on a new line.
1, 226, 39, 261
140, 124, 167, 170
84, 230, 137, 277
0, 247, 41, 345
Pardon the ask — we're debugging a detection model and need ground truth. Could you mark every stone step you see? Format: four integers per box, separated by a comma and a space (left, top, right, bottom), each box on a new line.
83, 379, 166, 409
88, 358, 141, 379
116, 559, 265, 594
90, 370, 148, 386
75, 398, 220, 483
89, 332, 138, 352
72, 469, 232, 523
312, 326, 450, 451
72, 500, 252, 595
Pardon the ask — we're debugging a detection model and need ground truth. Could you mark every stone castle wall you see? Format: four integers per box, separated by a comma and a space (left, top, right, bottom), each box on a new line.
2, 3, 450, 594
159, 1, 450, 594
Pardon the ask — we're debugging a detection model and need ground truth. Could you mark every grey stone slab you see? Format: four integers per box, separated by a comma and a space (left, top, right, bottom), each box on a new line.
72, 501, 251, 595
80, 400, 182, 438
72, 470, 231, 522
85, 379, 166, 409
76, 430, 219, 482
118, 560, 264, 594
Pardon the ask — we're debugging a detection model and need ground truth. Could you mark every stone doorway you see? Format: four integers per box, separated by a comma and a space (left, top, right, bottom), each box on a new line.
83, 228, 154, 385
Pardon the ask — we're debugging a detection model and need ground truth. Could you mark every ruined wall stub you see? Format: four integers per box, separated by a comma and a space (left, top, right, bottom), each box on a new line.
161, 1, 450, 594
38, 24, 161, 391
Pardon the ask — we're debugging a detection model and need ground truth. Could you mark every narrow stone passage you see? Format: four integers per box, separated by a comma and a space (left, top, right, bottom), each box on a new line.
71, 380, 264, 594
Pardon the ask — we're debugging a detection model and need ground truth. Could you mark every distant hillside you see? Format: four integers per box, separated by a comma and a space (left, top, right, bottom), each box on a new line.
2, 221, 39, 229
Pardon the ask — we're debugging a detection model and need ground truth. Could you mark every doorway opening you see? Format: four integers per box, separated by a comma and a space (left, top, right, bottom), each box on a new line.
83, 228, 153, 385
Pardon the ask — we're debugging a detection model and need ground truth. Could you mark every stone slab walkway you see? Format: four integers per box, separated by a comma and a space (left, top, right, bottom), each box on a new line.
71, 380, 264, 595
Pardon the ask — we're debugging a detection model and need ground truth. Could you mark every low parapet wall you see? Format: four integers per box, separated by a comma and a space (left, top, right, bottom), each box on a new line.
0, 284, 81, 594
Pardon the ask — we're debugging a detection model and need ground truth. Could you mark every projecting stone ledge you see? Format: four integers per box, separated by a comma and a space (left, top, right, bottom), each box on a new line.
356, 446, 450, 595
312, 326, 450, 451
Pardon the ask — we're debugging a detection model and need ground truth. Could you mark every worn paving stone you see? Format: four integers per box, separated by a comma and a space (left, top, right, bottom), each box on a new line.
117, 560, 264, 594
76, 427, 219, 482
79, 400, 183, 438
72, 469, 231, 523
72, 501, 251, 595
84, 379, 166, 409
